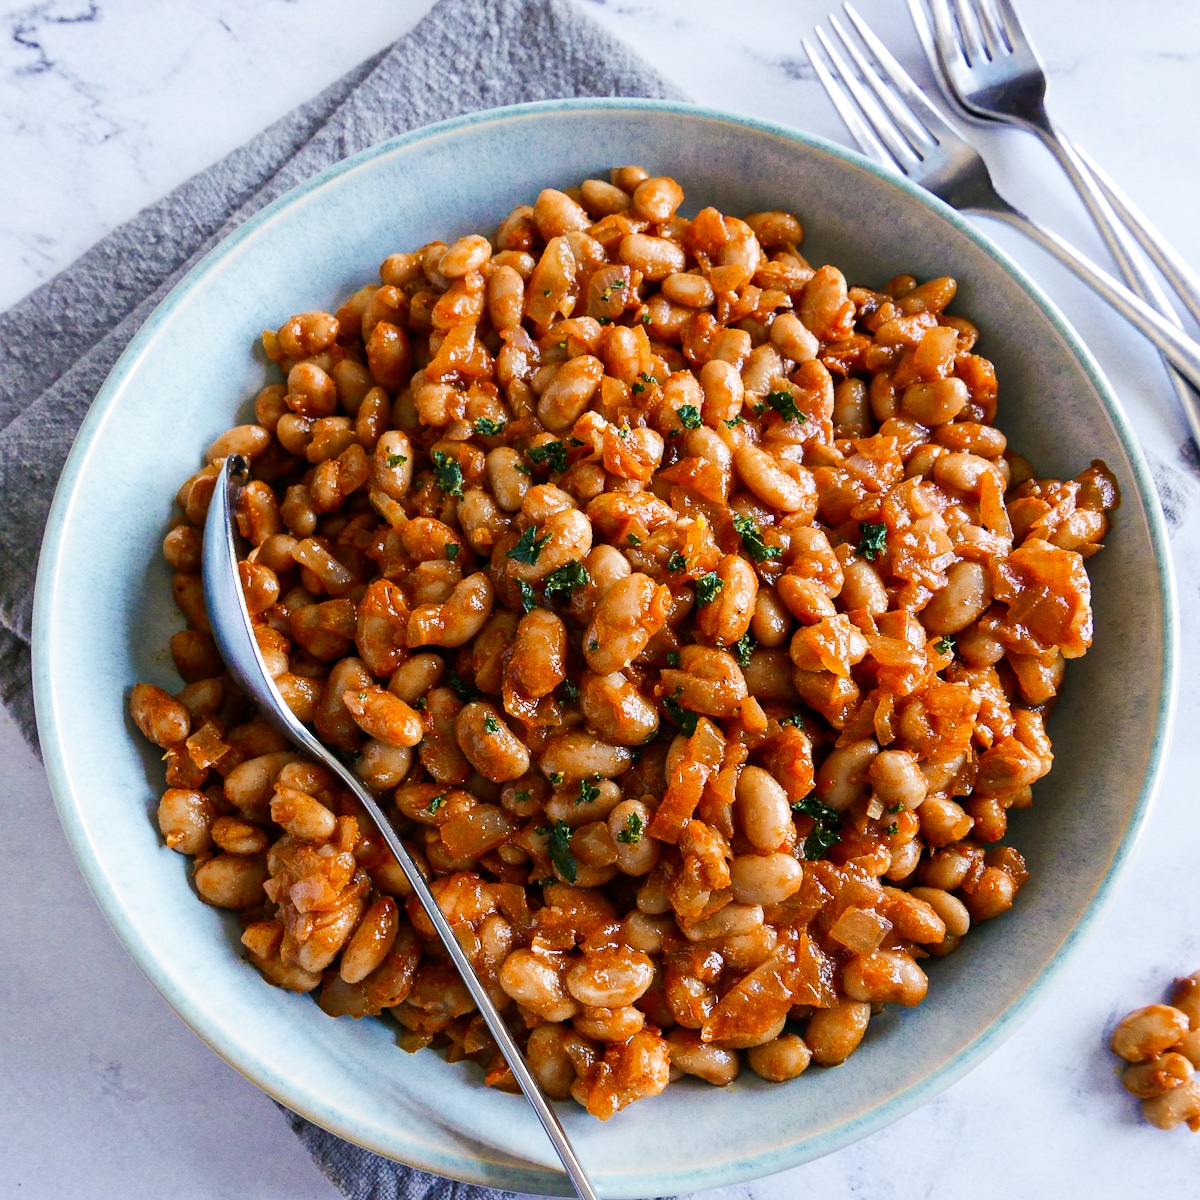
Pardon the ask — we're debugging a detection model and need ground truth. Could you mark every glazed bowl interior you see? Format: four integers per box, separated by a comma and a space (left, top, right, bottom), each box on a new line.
33, 99, 1174, 1198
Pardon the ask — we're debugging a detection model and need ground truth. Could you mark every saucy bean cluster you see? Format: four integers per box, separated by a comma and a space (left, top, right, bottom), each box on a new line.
131, 167, 1117, 1119
1111, 974, 1200, 1131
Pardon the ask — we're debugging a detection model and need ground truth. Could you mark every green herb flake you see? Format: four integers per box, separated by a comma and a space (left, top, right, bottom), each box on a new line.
545, 818, 577, 884
663, 689, 699, 736
514, 461, 533, 476
484, 715, 500, 734
544, 559, 590, 597
347, 750, 363, 764
695, 572, 725, 605
576, 777, 601, 806
752, 401, 767, 416
666, 650, 681, 668
473, 416, 506, 437
792, 796, 843, 861
733, 630, 755, 669
597, 315, 612, 325
426, 794, 447, 815
856, 521, 888, 562
358, 692, 368, 701
548, 771, 565, 786
589, 638, 600, 652
678, 404, 702, 429
641, 312, 651, 325
616, 812, 643, 845
431, 450, 464, 498
887, 802, 903, 814
779, 713, 805, 730
886, 822, 899, 836
558, 679, 579, 703
507, 525, 552, 565
519, 580, 538, 614
934, 635, 955, 656
526, 439, 569, 473
543, 287, 552, 296
724, 415, 744, 428
626, 533, 642, 547
732, 512, 782, 563
447, 671, 477, 703
631, 381, 646, 395
444, 542, 460, 560
667, 550, 687, 574
514, 789, 532, 804
386, 453, 408, 469
765, 389, 807, 424
413, 697, 427, 711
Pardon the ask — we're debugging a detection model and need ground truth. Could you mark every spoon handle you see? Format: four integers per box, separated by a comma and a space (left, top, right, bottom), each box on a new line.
203, 455, 599, 1200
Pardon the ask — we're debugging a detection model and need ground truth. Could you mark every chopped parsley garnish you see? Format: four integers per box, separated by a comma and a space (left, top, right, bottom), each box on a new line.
887, 802, 903, 814
444, 542, 459, 560
426, 794, 447, 815
663, 689, 699, 736
543, 287, 552, 296
695, 572, 725, 605
626, 533, 642, 547
507, 526, 552, 565
640, 312, 651, 325
412, 697, 427, 711
666, 650, 680, 668
347, 750, 363, 764
473, 416, 506, 436
519, 580, 538, 614
386, 453, 407, 469
724, 415, 744, 428
678, 405, 702, 429
601, 282, 625, 301
576, 777, 601, 805
631, 381, 646, 395
526, 440, 569, 473
431, 450, 464, 498
752, 401, 767, 415
934, 635, 955, 655
358, 691, 368, 701
514, 789, 532, 804
766, 389, 807, 424
732, 513, 782, 563
544, 819, 576, 884
733, 630, 755, 668
667, 550, 687, 574
484, 715, 499, 734
514, 461, 532, 476
856, 520, 888, 562
792, 796, 843, 861
447, 671, 477, 703
548, 771, 565, 786
886, 822, 899, 836
597, 316, 611, 325
779, 713, 805, 730
544, 559, 590, 596
558, 679, 579, 703
588, 638, 600, 652
616, 812, 643, 845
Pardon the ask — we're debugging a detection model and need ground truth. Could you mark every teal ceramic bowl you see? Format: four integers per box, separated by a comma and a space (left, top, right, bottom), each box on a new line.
33, 99, 1175, 1197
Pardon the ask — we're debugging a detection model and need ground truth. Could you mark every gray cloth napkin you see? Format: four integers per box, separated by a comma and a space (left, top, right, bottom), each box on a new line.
0, 0, 680, 1195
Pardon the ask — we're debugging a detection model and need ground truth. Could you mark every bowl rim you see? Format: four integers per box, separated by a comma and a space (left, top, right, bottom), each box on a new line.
32, 95, 1178, 1196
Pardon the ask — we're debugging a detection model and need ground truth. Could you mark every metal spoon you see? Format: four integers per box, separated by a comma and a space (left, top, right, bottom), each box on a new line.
202, 454, 598, 1200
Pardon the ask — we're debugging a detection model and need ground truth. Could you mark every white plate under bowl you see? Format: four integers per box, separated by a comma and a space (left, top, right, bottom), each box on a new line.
32, 99, 1176, 1197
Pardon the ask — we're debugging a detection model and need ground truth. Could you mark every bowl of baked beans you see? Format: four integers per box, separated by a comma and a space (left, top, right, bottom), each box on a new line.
34, 99, 1175, 1197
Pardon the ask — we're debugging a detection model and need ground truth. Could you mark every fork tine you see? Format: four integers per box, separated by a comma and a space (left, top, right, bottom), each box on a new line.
950, 0, 988, 65
829, 12, 935, 153
974, 0, 1013, 55
841, 3, 958, 137
988, 0, 1025, 55
906, 0, 949, 82
814, 25, 924, 171
926, 0, 969, 71
802, 37, 899, 170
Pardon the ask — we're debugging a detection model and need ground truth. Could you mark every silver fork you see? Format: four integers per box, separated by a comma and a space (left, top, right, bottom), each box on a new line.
801, 6, 1200, 396
916, 0, 1200, 330
910, 0, 1200, 447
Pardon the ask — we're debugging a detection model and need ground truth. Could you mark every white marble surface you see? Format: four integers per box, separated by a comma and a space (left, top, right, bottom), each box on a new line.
4, 0, 1200, 1196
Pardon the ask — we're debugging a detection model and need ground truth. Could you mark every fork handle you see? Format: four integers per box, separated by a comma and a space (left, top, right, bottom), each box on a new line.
977, 200, 1200, 394
1072, 141, 1200, 333
1031, 125, 1200, 448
